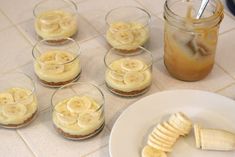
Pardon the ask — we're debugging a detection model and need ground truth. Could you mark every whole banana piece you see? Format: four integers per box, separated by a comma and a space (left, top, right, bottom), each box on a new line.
194, 124, 235, 151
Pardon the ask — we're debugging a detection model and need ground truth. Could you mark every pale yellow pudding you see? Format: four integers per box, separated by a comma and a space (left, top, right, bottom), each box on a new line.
34, 50, 81, 87
35, 10, 78, 40
0, 87, 37, 127
105, 58, 152, 96
52, 96, 104, 138
106, 22, 149, 51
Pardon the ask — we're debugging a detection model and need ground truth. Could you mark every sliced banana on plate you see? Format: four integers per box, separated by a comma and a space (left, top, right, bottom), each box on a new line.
41, 61, 65, 74
147, 139, 173, 152
123, 71, 145, 85
149, 133, 175, 146
0, 92, 14, 105
121, 58, 144, 72
67, 96, 92, 114
77, 112, 99, 128
142, 145, 167, 157
2, 103, 27, 118
156, 123, 179, 139
55, 51, 75, 64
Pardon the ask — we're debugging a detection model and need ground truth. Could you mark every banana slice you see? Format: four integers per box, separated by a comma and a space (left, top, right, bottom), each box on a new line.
153, 127, 178, 143
41, 61, 65, 74
175, 112, 192, 127
121, 59, 144, 72
2, 103, 27, 118
0, 92, 14, 105
169, 115, 191, 135
39, 51, 57, 63
67, 96, 91, 114
114, 30, 134, 44
89, 100, 101, 112
55, 102, 77, 125
147, 139, 173, 152
148, 135, 174, 148
59, 16, 76, 30
39, 12, 61, 25
123, 72, 145, 85
109, 22, 131, 33
163, 121, 181, 136
55, 51, 75, 64
8, 88, 33, 105
142, 145, 167, 157
108, 71, 124, 82
156, 123, 179, 139
77, 112, 99, 128
40, 23, 59, 33
149, 133, 175, 146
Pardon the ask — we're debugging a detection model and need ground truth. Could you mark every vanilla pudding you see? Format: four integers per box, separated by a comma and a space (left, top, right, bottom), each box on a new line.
105, 58, 152, 96
34, 50, 81, 87
0, 87, 38, 128
52, 96, 104, 139
106, 22, 149, 51
35, 10, 78, 41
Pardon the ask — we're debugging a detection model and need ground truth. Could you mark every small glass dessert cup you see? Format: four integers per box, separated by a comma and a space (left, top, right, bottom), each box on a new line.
104, 47, 153, 97
163, 0, 224, 81
105, 6, 151, 53
51, 82, 105, 140
32, 38, 81, 88
0, 72, 38, 129
33, 0, 78, 43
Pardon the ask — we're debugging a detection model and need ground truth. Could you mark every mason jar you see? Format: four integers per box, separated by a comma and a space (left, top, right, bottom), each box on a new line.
163, 0, 224, 81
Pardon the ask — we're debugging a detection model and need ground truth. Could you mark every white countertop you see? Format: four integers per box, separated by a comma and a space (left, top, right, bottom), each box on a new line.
0, 0, 235, 157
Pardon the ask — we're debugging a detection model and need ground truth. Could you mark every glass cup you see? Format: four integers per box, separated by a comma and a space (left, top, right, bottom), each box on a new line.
51, 82, 105, 140
104, 47, 153, 97
32, 38, 81, 88
163, 0, 224, 81
33, 0, 78, 42
105, 6, 151, 52
0, 72, 37, 129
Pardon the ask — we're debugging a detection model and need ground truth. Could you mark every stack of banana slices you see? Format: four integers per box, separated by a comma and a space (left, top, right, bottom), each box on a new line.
106, 22, 149, 50
0, 88, 37, 126
35, 10, 78, 39
194, 124, 235, 151
142, 112, 192, 157
53, 96, 103, 130
36, 50, 77, 74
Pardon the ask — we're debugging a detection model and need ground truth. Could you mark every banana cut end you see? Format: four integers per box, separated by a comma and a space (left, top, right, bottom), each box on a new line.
193, 124, 202, 149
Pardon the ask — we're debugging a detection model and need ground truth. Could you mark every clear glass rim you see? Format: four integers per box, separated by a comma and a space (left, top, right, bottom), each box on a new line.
105, 6, 151, 28
33, 0, 78, 17
51, 81, 105, 112
164, 0, 224, 26
32, 37, 81, 65
104, 46, 153, 71
0, 72, 36, 104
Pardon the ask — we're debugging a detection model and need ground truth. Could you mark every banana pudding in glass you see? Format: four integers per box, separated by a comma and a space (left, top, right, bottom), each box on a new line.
0, 73, 38, 128
33, 38, 81, 87
34, 0, 78, 42
105, 6, 151, 52
163, 0, 224, 81
51, 82, 105, 140
105, 47, 153, 97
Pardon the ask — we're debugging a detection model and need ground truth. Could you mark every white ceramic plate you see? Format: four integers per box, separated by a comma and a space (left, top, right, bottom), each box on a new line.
109, 90, 235, 157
